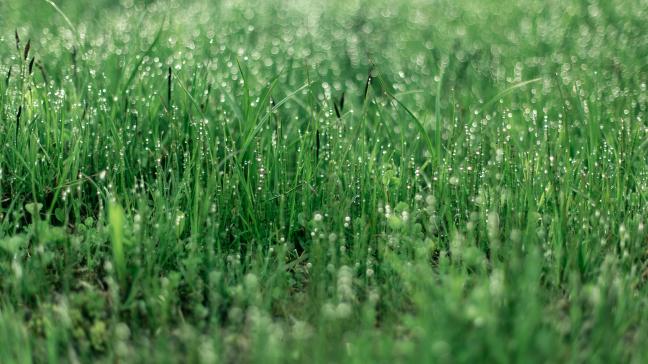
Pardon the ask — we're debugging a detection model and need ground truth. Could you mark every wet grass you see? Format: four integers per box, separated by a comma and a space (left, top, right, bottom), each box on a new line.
1, 0, 648, 362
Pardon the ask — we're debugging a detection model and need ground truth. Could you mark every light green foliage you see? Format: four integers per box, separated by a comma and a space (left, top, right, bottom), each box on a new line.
108, 200, 126, 285
0, 0, 647, 362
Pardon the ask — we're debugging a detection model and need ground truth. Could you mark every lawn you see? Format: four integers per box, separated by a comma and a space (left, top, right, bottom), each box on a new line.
1, 0, 647, 362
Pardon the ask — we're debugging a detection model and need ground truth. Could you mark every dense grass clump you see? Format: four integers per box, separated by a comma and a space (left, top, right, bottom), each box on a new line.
1, 0, 648, 362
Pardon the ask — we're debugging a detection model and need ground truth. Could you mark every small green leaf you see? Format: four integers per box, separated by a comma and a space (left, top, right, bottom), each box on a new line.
25, 202, 43, 216
55, 207, 66, 222
0, 235, 27, 254
84, 217, 95, 227
387, 215, 403, 230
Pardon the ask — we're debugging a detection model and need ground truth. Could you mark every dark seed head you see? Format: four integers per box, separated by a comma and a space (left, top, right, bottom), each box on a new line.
5, 66, 11, 87
167, 67, 172, 106
71, 47, 78, 67
316, 129, 320, 161
334, 101, 341, 119
16, 105, 22, 144
363, 68, 373, 101
24, 39, 31, 61
29, 57, 35, 75
15, 29, 20, 51
37, 62, 49, 85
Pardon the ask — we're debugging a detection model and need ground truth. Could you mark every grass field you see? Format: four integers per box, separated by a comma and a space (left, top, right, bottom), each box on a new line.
1, 0, 648, 362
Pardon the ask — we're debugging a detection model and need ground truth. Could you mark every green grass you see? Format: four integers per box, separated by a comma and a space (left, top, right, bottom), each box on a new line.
1, 0, 647, 362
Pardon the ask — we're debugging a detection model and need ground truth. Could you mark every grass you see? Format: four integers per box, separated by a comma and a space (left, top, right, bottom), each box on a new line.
0, 0, 647, 362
